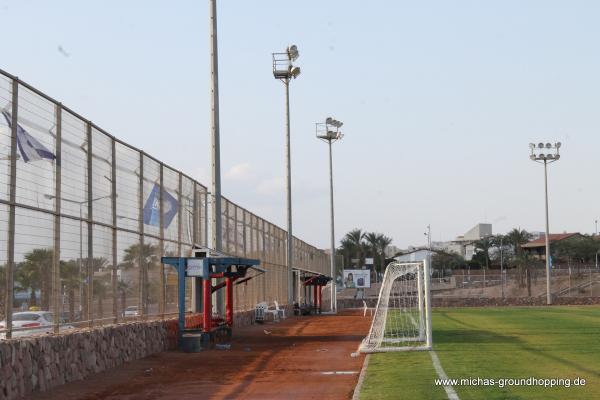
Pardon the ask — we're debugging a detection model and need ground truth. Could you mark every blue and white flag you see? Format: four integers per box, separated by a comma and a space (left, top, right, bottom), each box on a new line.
2, 111, 56, 163
143, 183, 178, 228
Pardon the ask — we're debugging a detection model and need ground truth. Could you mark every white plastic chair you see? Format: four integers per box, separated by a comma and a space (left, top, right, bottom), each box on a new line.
274, 300, 286, 319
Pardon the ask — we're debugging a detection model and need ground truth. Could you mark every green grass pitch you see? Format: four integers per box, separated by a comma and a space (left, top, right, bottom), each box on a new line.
360, 306, 600, 399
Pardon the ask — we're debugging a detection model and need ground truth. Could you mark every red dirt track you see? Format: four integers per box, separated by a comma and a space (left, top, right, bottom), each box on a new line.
30, 310, 370, 400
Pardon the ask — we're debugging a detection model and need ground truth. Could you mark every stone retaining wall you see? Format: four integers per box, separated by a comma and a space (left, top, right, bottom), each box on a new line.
0, 309, 262, 400
337, 296, 600, 310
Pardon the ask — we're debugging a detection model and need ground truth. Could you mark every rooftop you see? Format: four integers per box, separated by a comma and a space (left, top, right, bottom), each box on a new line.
521, 233, 580, 248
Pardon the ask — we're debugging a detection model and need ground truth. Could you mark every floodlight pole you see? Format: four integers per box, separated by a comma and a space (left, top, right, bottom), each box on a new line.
316, 118, 343, 313
210, 0, 224, 314
529, 142, 560, 306
543, 160, 551, 305
273, 46, 300, 305
285, 77, 294, 306
327, 139, 335, 312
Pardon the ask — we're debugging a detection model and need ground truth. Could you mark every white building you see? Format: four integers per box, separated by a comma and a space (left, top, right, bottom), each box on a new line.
394, 248, 430, 263
446, 223, 492, 261
384, 245, 402, 258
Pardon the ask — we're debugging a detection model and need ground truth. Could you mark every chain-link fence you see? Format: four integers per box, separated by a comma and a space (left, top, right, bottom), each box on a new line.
0, 69, 329, 339
431, 266, 600, 299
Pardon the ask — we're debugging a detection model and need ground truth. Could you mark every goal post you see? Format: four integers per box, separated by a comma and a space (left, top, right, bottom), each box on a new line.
358, 258, 432, 353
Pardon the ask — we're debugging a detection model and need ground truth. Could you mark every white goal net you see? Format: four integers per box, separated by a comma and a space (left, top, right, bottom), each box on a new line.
358, 259, 432, 353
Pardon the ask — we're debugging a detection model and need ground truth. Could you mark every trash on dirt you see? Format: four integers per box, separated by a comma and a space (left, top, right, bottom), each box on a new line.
215, 344, 231, 350
263, 329, 272, 335
143, 368, 153, 376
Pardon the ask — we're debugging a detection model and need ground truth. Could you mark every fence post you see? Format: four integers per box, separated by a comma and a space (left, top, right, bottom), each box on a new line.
158, 165, 164, 317
111, 138, 118, 323
192, 184, 198, 245
5, 78, 19, 339
86, 121, 94, 327
52, 104, 62, 334
138, 154, 144, 317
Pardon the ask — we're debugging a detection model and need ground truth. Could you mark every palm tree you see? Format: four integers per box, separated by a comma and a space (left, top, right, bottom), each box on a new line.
363, 232, 378, 256
93, 275, 111, 318
120, 243, 159, 314
117, 280, 131, 316
376, 234, 393, 275
344, 229, 366, 267
60, 260, 81, 321
506, 228, 533, 257
338, 238, 356, 268
474, 236, 494, 269
16, 249, 53, 310
363, 232, 380, 282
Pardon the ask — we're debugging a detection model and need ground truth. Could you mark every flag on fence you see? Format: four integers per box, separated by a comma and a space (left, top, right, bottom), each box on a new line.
143, 183, 178, 228
1, 110, 56, 163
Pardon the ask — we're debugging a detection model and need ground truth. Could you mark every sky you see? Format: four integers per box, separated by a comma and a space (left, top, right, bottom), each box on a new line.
1, 0, 600, 250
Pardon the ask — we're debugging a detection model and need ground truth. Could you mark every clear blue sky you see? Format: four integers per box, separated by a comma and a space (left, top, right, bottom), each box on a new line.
2, 0, 600, 249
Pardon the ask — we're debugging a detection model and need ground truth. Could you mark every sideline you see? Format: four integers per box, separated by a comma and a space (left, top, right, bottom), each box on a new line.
351, 354, 370, 400
430, 351, 460, 400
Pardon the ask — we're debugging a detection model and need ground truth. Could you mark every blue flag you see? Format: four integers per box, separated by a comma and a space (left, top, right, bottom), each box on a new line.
2, 111, 56, 163
143, 183, 178, 228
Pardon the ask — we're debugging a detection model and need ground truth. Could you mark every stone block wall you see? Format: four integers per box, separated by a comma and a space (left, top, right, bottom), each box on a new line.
0, 308, 264, 400
0, 321, 167, 400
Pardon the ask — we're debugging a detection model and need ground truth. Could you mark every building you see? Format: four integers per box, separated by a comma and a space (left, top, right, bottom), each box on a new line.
521, 232, 581, 260
394, 248, 430, 263
384, 245, 402, 258
446, 223, 492, 261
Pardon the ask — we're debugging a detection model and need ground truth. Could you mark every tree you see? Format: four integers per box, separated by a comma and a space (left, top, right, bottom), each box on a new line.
345, 229, 366, 266
363, 232, 379, 278
473, 236, 494, 269
506, 228, 533, 258
376, 234, 393, 276
431, 250, 467, 274
119, 243, 160, 314
553, 235, 600, 268
60, 259, 81, 321
338, 238, 355, 268
93, 275, 111, 318
15, 248, 53, 310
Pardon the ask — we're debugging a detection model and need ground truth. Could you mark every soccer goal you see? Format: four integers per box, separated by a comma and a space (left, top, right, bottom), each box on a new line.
358, 259, 432, 353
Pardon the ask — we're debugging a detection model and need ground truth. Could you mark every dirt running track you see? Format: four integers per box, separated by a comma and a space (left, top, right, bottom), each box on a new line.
30, 310, 371, 400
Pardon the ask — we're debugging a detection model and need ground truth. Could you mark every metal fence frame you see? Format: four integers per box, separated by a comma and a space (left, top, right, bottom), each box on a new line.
0, 69, 329, 339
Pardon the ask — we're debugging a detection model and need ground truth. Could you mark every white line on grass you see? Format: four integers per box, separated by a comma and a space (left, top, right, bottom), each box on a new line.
430, 351, 460, 400
351, 354, 370, 400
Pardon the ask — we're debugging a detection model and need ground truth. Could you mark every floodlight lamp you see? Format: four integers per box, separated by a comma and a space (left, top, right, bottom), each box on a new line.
556, 142, 562, 148
530, 154, 536, 161
554, 154, 560, 160
546, 143, 552, 149
326, 117, 333, 125
337, 121, 344, 128
529, 143, 535, 149
538, 142, 544, 149
290, 66, 301, 78
287, 45, 299, 61
546, 154, 554, 160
